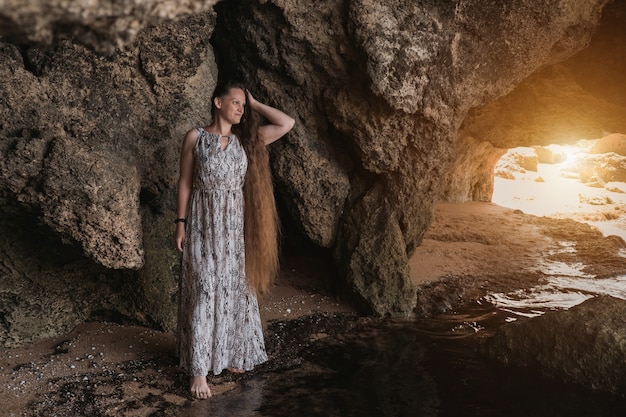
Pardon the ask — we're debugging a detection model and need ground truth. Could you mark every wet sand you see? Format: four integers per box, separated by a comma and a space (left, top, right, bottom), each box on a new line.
0, 249, 357, 417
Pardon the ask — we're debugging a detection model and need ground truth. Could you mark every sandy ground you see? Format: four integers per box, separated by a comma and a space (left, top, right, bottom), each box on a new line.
412, 158, 626, 289
2, 159, 626, 416
0, 251, 357, 417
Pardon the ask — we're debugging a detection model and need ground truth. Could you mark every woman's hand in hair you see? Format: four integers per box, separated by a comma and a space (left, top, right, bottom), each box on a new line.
247, 90, 295, 145
246, 90, 259, 111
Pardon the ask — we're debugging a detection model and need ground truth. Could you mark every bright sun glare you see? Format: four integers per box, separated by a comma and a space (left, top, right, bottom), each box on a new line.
492, 141, 626, 240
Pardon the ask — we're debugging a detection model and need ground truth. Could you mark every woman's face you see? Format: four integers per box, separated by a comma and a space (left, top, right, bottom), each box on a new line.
216, 88, 246, 125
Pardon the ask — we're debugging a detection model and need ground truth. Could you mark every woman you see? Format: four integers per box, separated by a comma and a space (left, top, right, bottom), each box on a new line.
174, 81, 295, 399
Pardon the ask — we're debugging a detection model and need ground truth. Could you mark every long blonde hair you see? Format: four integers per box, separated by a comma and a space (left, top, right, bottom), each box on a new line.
211, 82, 280, 294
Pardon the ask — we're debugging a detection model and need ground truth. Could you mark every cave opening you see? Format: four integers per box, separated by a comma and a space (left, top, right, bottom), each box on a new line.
491, 137, 626, 241
457, 0, 626, 244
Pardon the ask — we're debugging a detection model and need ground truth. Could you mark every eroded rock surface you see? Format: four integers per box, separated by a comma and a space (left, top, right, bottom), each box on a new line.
485, 296, 626, 394
0, 0, 624, 345
590, 133, 626, 156
212, 0, 611, 314
461, 1, 626, 155
0, 12, 218, 344
0, 0, 219, 53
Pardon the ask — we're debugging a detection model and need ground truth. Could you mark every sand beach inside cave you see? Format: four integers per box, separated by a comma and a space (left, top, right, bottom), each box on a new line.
1, 160, 625, 415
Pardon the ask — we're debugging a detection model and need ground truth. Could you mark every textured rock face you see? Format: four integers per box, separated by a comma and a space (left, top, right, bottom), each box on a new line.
462, 1, 626, 148
590, 133, 626, 156
444, 132, 506, 203
0, 0, 623, 344
0, 0, 219, 53
577, 153, 626, 184
213, 0, 610, 314
485, 296, 626, 394
456, 0, 626, 205
1, 11, 218, 344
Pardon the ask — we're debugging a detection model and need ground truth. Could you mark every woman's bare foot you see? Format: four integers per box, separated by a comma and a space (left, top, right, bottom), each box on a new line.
190, 376, 211, 399
228, 367, 245, 374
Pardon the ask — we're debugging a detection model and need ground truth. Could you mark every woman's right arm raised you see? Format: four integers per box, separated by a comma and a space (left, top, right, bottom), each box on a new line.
174, 129, 198, 252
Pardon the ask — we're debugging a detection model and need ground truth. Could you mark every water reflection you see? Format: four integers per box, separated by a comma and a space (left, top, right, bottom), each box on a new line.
486, 275, 626, 318
178, 300, 626, 416
179, 377, 266, 417
257, 323, 440, 417
176, 270, 626, 417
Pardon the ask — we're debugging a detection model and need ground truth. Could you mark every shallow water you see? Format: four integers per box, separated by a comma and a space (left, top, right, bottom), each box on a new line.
486, 274, 626, 318
182, 277, 626, 417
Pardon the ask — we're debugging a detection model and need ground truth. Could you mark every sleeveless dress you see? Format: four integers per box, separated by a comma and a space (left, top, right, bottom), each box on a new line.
177, 128, 268, 376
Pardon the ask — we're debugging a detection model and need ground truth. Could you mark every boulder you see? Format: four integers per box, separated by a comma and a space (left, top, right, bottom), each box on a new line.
495, 147, 539, 178
590, 133, 626, 156
578, 193, 612, 205
533, 145, 567, 164
605, 182, 626, 193
576, 153, 626, 184
485, 296, 626, 394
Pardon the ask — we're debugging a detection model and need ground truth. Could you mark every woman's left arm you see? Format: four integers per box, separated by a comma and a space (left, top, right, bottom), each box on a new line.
247, 91, 295, 145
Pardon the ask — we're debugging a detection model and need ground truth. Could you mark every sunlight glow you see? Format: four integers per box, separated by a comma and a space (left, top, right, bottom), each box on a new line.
492, 141, 626, 240
487, 140, 626, 320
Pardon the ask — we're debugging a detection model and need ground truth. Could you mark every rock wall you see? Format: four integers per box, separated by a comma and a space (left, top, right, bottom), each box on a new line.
444, 131, 506, 202
0, 10, 219, 345
0, 0, 621, 345
459, 4, 626, 386
211, 0, 610, 314
458, 0, 626, 201
0, 0, 220, 54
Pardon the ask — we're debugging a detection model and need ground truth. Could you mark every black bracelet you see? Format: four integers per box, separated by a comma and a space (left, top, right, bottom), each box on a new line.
174, 218, 187, 224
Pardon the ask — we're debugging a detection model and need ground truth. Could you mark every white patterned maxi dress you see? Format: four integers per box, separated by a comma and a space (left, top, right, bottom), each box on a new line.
177, 128, 268, 376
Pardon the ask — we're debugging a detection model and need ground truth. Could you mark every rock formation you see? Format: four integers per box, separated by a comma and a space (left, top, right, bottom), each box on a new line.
212, 0, 613, 315
0, 0, 220, 54
1, 10, 219, 345
1, 0, 625, 345
485, 296, 626, 395
590, 133, 626, 156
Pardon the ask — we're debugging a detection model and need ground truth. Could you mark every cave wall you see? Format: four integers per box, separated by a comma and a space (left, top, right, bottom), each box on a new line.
0, 0, 618, 345
0, 10, 220, 345
455, 0, 626, 201
210, 0, 611, 314
0, 0, 220, 54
